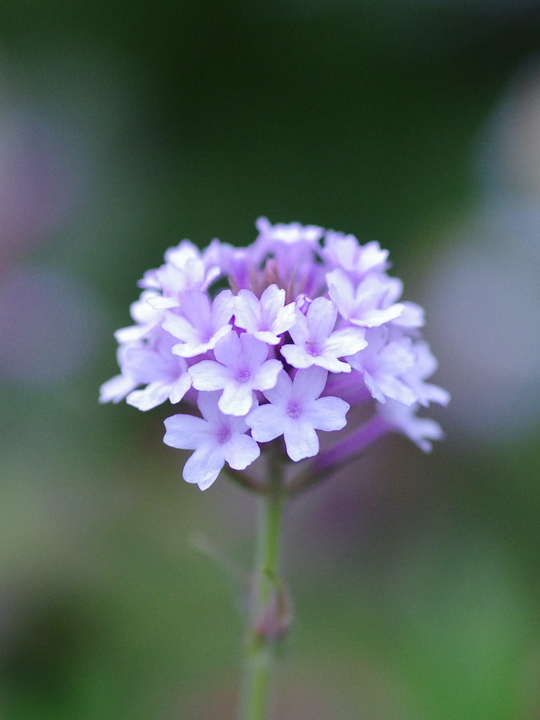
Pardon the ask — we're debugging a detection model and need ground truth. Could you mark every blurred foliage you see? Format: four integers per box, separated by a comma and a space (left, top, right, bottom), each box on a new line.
1, 1, 540, 718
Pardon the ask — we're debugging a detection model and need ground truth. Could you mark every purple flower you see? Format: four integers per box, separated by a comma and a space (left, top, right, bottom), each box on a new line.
163, 288, 234, 358
163, 392, 260, 490
188, 332, 282, 416
281, 296, 367, 373
233, 285, 297, 345
102, 218, 448, 489
246, 367, 350, 462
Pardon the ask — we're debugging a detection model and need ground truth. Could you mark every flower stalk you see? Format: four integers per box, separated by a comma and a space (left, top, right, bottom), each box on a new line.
238, 452, 287, 720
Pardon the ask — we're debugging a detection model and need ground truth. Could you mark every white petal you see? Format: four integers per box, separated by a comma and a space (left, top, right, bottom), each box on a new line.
246, 404, 285, 442
280, 343, 313, 369
169, 373, 192, 403
219, 383, 255, 416
222, 433, 260, 470
163, 414, 210, 450
99, 375, 137, 403
253, 359, 282, 391
324, 326, 367, 357
351, 305, 404, 328
146, 295, 179, 309
377, 374, 417, 406
162, 311, 196, 342
308, 396, 350, 432
283, 419, 319, 461
189, 360, 231, 391
183, 445, 225, 489
127, 381, 171, 410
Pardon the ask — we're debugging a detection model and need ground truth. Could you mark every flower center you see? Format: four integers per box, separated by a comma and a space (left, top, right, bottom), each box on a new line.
286, 399, 303, 420
235, 367, 252, 383
306, 342, 321, 357
217, 424, 232, 444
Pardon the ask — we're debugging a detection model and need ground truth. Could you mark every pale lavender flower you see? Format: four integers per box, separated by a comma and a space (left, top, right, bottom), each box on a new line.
164, 392, 260, 490
188, 332, 282, 416
233, 285, 297, 345
322, 231, 389, 276
281, 296, 367, 373
101, 218, 448, 489
99, 334, 191, 410
163, 288, 234, 357
327, 269, 405, 328
246, 367, 350, 462
347, 326, 418, 405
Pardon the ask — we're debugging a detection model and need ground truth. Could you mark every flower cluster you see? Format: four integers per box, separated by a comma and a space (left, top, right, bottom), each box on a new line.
100, 218, 449, 490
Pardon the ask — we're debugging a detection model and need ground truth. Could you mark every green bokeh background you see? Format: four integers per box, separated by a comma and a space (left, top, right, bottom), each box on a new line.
1, 2, 540, 718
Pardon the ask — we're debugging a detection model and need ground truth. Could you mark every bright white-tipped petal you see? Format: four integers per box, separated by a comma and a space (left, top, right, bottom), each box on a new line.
183, 445, 225, 489
308, 396, 350, 432
189, 360, 231, 391
246, 404, 285, 443
223, 433, 261, 470
99, 375, 136, 403
163, 414, 210, 450
283, 420, 319, 461
127, 381, 171, 411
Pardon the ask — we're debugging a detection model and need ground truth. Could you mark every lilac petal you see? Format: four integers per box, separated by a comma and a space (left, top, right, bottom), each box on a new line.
127, 381, 171, 410
291, 366, 328, 401
234, 290, 260, 332
363, 372, 386, 404
212, 289, 235, 326
308, 396, 350, 431
163, 414, 210, 450
393, 301, 425, 328
262, 369, 293, 406
287, 311, 309, 346
213, 331, 241, 365
197, 391, 225, 423
246, 404, 285, 442
222, 433, 261, 470
189, 360, 231, 391
183, 444, 225, 489
306, 297, 337, 340
239, 333, 269, 368
179, 289, 211, 328
377, 375, 417, 406
380, 340, 416, 374
260, 285, 285, 318
283, 419, 319, 462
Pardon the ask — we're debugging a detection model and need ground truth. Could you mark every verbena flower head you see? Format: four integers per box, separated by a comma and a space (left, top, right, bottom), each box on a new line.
101, 218, 449, 490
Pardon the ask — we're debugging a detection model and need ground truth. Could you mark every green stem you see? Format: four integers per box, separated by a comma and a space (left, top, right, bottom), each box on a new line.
237, 456, 285, 720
